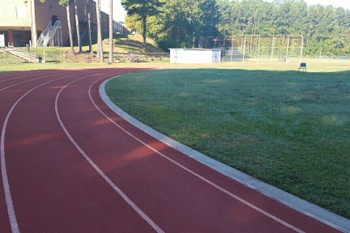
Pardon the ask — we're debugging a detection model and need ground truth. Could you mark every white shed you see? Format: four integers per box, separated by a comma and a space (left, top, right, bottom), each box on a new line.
0, 34, 5, 48
169, 48, 221, 64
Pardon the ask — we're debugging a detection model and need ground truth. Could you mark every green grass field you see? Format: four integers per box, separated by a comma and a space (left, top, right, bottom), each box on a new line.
106, 64, 350, 219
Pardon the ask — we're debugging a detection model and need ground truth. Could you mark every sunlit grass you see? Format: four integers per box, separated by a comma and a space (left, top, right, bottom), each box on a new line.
106, 68, 350, 219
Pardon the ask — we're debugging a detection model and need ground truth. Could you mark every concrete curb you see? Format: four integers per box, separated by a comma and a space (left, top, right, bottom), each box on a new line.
100, 77, 350, 233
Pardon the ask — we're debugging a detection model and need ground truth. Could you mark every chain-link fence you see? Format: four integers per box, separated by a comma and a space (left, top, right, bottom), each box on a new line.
202, 35, 304, 62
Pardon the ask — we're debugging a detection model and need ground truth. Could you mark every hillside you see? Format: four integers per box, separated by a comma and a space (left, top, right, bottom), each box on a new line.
2, 34, 168, 64
112, 34, 164, 54
67, 33, 168, 63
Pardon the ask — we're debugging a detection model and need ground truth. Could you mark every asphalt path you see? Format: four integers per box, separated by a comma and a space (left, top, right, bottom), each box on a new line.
0, 68, 348, 232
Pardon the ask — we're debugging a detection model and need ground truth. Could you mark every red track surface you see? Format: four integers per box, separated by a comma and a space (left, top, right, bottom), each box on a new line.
0, 68, 344, 232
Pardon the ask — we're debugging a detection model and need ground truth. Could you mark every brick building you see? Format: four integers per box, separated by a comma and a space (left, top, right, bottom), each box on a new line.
0, 0, 123, 47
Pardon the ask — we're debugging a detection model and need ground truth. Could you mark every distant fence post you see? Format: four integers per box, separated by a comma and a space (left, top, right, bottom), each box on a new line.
300, 35, 304, 62
286, 35, 290, 61
271, 35, 275, 63
242, 35, 247, 62
257, 35, 261, 62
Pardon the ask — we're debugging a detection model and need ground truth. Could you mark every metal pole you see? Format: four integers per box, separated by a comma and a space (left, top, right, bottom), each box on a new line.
300, 35, 304, 62
271, 35, 275, 63
242, 35, 247, 62
231, 36, 233, 62
257, 35, 261, 62
286, 35, 290, 62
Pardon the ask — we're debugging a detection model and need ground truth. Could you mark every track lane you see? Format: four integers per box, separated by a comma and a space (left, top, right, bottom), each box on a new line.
0, 71, 51, 232
55, 77, 164, 233
2, 68, 157, 232
0, 71, 38, 83
1, 70, 90, 233
1, 72, 74, 233
0, 70, 57, 89
0, 68, 346, 232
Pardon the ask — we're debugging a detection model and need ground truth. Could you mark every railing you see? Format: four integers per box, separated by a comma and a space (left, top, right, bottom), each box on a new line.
37, 21, 52, 47
3, 48, 38, 63
37, 21, 62, 47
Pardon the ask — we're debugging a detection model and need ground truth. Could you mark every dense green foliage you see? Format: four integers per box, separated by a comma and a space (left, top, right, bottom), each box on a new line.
106, 68, 350, 219
217, 0, 350, 56
122, 0, 164, 50
126, 0, 220, 49
125, 0, 350, 56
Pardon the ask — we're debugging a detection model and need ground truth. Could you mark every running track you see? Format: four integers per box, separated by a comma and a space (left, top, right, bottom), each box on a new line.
0, 68, 348, 232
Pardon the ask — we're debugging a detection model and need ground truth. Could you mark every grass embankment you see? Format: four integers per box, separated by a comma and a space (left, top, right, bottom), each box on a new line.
0, 34, 167, 69
106, 68, 350, 219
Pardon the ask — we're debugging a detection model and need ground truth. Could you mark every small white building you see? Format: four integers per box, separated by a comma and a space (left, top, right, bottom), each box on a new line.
169, 48, 222, 64
0, 34, 5, 47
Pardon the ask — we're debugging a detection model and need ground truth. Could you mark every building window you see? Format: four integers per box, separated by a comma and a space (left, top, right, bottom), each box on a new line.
16, 6, 27, 18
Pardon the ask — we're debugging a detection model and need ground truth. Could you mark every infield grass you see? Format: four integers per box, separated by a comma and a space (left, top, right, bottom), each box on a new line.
106, 67, 350, 219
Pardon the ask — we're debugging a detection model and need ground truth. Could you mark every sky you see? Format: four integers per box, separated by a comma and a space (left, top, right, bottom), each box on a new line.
99, 0, 350, 23
99, 0, 126, 22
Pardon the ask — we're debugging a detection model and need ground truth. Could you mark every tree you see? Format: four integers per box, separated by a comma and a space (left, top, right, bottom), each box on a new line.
122, 0, 164, 51
215, 0, 350, 56
109, 0, 114, 64
57, 0, 74, 54
147, 0, 220, 48
96, 0, 104, 62
196, 0, 221, 45
73, 0, 82, 53
86, 0, 93, 53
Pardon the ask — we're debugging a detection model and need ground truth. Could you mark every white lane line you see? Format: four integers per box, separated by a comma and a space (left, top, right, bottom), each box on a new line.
0, 75, 29, 83
0, 72, 37, 83
0, 75, 56, 92
55, 78, 164, 233
91, 79, 306, 233
1, 74, 76, 233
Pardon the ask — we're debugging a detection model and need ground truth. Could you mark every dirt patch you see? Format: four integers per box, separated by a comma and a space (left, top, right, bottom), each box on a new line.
62, 51, 100, 63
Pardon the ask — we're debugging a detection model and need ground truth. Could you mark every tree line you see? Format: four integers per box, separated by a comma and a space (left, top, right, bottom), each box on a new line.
123, 0, 350, 56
